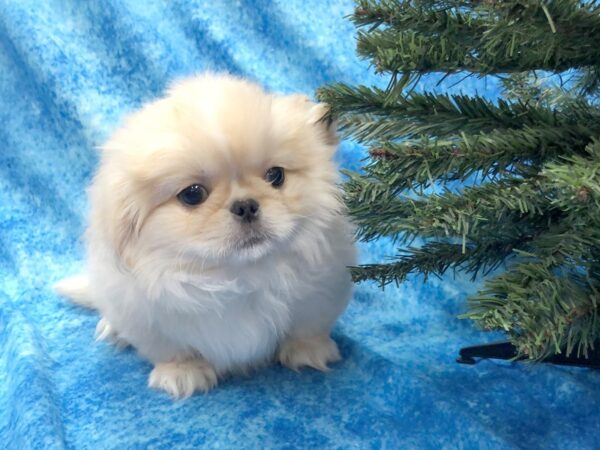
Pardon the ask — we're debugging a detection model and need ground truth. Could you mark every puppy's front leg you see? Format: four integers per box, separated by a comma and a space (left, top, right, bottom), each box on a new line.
149, 357, 217, 399
278, 334, 341, 372
278, 255, 352, 372
129, 333, 218, 399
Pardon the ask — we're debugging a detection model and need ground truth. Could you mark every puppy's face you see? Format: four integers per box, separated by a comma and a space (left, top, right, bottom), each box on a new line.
94, 75, 341, 267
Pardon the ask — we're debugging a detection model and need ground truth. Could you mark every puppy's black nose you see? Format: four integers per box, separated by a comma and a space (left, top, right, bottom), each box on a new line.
230, 199, 260, 222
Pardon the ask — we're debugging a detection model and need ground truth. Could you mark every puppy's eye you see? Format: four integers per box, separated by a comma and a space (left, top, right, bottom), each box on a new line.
265, 167, 285, 188
177, 184, 208, 206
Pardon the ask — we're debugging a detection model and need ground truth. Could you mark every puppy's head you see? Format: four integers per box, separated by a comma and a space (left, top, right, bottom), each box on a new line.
92, 74, 341, 268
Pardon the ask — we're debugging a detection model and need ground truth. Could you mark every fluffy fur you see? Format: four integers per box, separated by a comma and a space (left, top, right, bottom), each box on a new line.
55, 74, 355, 399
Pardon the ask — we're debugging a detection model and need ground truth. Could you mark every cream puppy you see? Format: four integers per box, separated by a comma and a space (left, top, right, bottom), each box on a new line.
55, 74, 355, 399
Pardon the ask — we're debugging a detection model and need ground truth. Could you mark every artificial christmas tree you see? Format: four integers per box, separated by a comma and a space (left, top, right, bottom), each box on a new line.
318, 0, 600, 364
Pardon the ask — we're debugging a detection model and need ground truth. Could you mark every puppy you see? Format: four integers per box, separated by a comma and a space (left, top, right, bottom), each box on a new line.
55, 74, 356, 399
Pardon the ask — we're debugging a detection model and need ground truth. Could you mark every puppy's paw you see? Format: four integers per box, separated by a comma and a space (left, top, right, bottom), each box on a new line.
148, 359, 217, 399
95, 317, 129, 349
278, 335, 341, 372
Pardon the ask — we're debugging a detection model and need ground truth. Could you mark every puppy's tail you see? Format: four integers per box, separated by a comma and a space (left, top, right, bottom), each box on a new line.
54, 274, 96, 309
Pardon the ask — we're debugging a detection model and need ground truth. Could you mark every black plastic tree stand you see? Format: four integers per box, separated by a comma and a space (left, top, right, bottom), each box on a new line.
457, 341, 600, 369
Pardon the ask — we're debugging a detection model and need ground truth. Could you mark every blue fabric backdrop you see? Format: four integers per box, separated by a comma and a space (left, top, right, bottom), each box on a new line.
1, 1, 599, 449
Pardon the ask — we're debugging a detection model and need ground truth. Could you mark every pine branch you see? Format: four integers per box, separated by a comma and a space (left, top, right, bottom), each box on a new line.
353, 0, 600, 78
363, 126, 594, 188
466, 262, 600, 360
543, 140, 600, 214
518, 226, 600, 269
347, 141, 600, 252
350, 240, 513, 285
317, 84, 600, 143
345, 177, 553, 243
352, 0, 492, 30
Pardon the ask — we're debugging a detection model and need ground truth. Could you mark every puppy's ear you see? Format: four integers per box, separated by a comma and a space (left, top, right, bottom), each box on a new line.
276, 94, 338, 146
91, 169, 148, 266
110, 191, 146, 260
307, 101, 338, 146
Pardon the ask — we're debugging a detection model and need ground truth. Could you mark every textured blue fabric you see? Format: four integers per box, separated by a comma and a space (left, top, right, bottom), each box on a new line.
1, 1, 599, 449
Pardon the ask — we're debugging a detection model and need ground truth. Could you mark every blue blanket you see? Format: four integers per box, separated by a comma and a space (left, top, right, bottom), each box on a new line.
1, 1, 599, 449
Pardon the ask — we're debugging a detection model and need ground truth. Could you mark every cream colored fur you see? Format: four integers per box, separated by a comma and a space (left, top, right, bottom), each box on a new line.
55, 73, 355, 399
